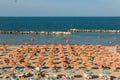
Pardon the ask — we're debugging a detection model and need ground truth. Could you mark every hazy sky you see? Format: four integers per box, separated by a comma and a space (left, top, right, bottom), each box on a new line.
0, 0, 120, 16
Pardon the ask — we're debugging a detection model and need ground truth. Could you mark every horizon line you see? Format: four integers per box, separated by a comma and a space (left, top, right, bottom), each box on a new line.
0, 16, 120, 17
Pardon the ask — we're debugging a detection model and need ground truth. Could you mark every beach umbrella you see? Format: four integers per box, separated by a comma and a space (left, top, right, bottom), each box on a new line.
24, 58, 31, 61
6, 53, 14, 57
0, 69, 6, 73
98, 62, 106, 67
29, 78, 39, 80
15, 53, 24, 58
21, 62, 29, 67
27, 53, 34, 57
81, 57, 88, 61
45, 61, 54, 68
60, 58, 66, 61
48, 57, 54, 61
85, 62, 93, 66
8, 62, 16, 66
49, 78, 56, 80
112, 62, 120, 67
59, 54, 64, 58
102, 71, 111, 75
42, 45, 47, 49
71, 61, 79, 66
34, 62, 41, 67
38, 53, 44, 57
49, 70, 56, 74
80, 53, 86, 57
60, 61, 68, 67
37, 57, 43, 61
0, 61, 3, 65
66, 70, 74, 75
32, 69, 40, 73
1, 57, 9, 62
9, 78, 19, 80
89, 57, 94, 62
84, 70, 93, 75
48, 53, 54, 57
70, 57, 77, 61
14, 68, 22, 73
13, 57, 20, 61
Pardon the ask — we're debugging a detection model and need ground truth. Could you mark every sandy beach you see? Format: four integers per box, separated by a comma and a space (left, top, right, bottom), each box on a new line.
0, 44, 120, 80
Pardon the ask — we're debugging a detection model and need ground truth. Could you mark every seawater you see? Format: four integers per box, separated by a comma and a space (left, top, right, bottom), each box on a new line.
0, 17, 120, 31
0, 17, 120, 45
0, 32, 120, 45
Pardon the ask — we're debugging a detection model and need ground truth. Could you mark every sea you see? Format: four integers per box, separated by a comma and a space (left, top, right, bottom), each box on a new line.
0, 17, 120, 45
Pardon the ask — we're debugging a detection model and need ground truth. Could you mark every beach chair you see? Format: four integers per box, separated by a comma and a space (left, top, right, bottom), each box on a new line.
106, 76, 111, 80
116, 77, 120, 80
8, 78, 19, 80
53, 74, 57, 78
49, 77, 56, 80
27, 78, 39, 80
62, 76, 70, 80
99, 73, 104, 78
15, 73, 24, 78
83, 74, 92, 80
0, 74, 3, 78
45, 74, 50, 80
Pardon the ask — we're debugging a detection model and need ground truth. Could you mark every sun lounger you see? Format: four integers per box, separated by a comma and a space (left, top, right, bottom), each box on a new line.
0, 74, 3, 78
27, 78, 39, 80
8, 78, 19, 80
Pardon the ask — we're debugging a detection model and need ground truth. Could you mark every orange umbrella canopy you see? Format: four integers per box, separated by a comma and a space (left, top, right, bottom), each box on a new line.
71, 61, 79, 66
6, 53, 14, 57
1, 57, 9, 62
60, 57, 66, 61
34, 62, 41, 67
8, 62, 16, 66
48, 57, 54, 61
60, 61, 68, 66
13, 57, 21, 61
85, 62, 93, 66
70, 57, 78, 61
21, 62, 29, 67
112, 62, 120, 67
0, 61, 3, 65
45, 61, 54, 68
37, 57, 43, 61
98, 61, 106, 66
38, 53, 44, 57
15, 53, 24, 57
24, 57, 31, 61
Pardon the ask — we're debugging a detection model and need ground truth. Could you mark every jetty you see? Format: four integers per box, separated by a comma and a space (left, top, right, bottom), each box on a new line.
0, 30, 71, 35
68, 29, 120, 33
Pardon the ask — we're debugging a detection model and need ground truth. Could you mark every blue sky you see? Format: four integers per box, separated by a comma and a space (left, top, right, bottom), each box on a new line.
0, 0, 120, 16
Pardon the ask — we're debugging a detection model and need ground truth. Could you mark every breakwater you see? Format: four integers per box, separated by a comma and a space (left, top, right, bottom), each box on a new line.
1, 29, 120, 35
0, 30, 71, 35
68, 29, 120, 33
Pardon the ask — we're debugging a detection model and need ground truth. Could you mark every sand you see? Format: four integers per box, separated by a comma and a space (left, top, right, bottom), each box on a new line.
0, 44, 120, 80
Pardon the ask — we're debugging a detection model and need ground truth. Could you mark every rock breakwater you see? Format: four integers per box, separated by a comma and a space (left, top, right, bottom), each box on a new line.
69, 29, 120, 33
0, 30, 71, 35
